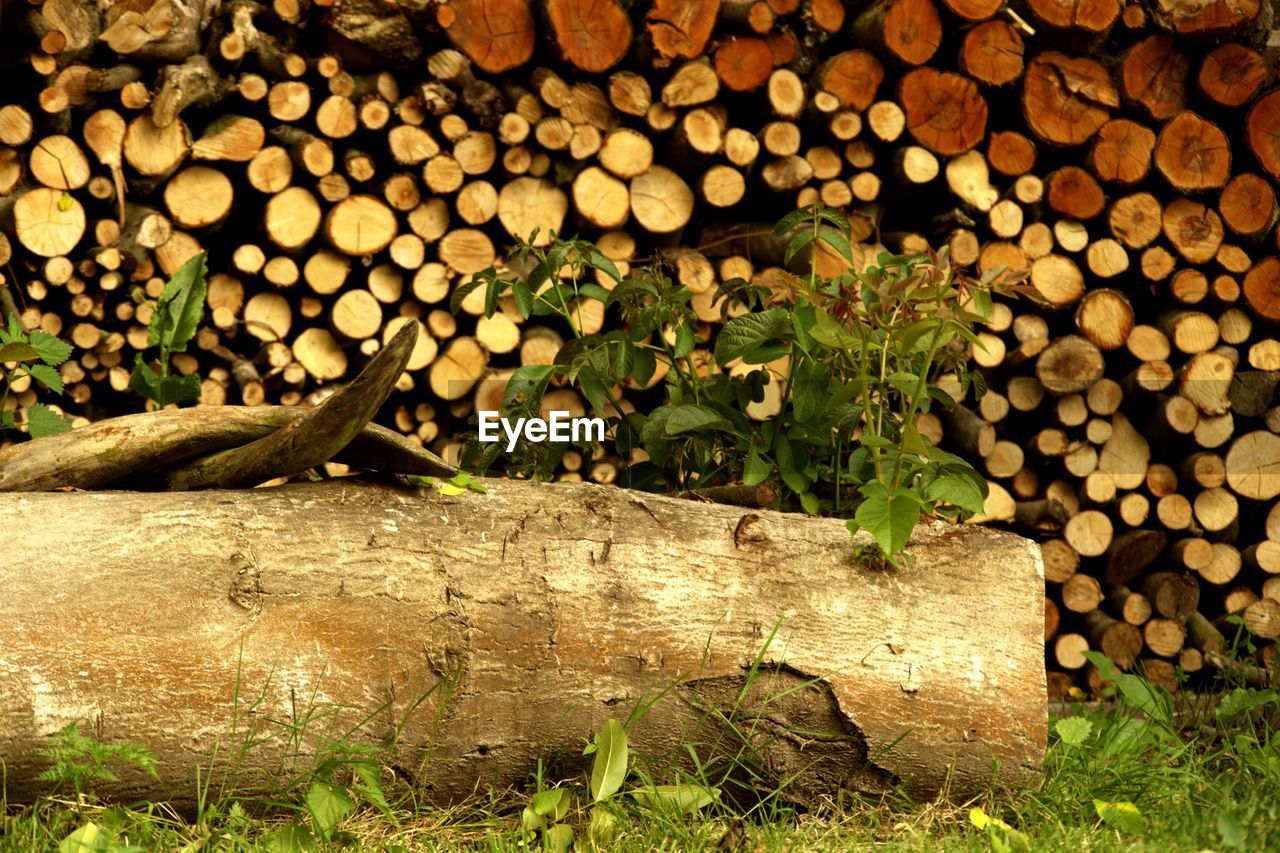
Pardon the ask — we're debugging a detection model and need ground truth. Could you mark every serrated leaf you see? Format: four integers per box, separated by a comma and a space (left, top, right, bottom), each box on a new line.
809, 309, 859, 350
304, 782, 353, 840
590, 719, 628, 802
25, 363, 64, 394
28, 330, 73, 366
586, 249, 621, 283
27, 403, 71, 439
149, 252, 208, 354
1054, 716, 1092, 746
0, 342, 40, 363
1094, 800, 1144, 835
351, 760, 395, 821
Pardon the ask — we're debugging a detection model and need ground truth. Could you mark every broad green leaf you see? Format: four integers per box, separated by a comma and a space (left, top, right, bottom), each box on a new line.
544, 823, 573, 853
511, 280, 534, 317
1, 411, 14, 429
673, 321, 695, 358
742, 444, 771, 486
58, 821, 106, 853
0, 342, 40, 363
774, 208, 810, 237
265, 823, 315, 853
149, 251, 208, 354
502, 364, 562, 417
27, 403, 71, 439
1094, 800, 1144, 835
28, 330, 73, 366
853, 483, 921, 557
590, 719, 628, 801
1217, 688, 1278, 721
791, 362, 826, 424
1113, 673, 1172, 726
1218, 812, 1247, 851
629, 783, 720, 814
817, 226, 853, 263
26, 363, 64, 394
782, 470, 808, 494
1054, 717, 1092, 746
887, 371, 922, 399
304, 781, 353, 840
585, 249, 621, 283
589, 805, 619, 844
784, 229, 818, 265
530, 788, 569, 819
158, 373, 202, 408
664, 404, 732, 436
925, 476, 985, 516
809, 309, 859, 350
714, 309, 791, 364
799, 491, 819, 515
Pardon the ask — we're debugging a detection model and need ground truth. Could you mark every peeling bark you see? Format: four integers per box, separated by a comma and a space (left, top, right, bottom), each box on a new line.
0, 479, 1046, 806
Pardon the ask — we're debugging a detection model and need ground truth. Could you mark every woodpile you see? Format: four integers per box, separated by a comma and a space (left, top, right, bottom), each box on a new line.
0, 0, 1279, 695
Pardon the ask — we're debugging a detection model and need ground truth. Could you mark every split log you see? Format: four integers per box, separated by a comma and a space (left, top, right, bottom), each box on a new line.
0, 480, 1046, 805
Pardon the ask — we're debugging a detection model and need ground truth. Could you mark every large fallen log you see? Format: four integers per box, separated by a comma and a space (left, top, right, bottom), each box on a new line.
0, 479, 1044, 806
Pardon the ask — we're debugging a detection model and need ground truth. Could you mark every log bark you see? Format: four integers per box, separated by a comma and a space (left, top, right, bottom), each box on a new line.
0, 480, 1045, 805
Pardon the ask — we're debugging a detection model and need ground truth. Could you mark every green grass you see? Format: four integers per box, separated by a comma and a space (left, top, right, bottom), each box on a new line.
4, 656, 1278, 852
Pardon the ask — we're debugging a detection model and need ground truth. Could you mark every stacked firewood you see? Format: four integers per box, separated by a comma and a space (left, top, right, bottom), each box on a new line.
1, 0, 1279, 693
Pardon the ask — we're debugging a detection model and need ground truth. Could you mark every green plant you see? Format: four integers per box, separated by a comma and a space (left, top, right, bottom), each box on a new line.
518, 718, 719, 850
35, 723, 158, 803
457, 205, 1029, 563
128, 251, 208, 409
0, 314, 73, 439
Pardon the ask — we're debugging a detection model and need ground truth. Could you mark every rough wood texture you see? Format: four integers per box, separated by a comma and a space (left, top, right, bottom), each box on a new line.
0, 480, 1046, 804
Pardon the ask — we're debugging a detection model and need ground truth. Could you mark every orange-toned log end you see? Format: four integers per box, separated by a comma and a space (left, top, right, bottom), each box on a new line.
545, 0, 633, 73
882, 0, 943, 66
809, 0, 846, 32
1088, 118, 1154, 185
765, 30, 798, 67
960, 21, 1024, 87
1153, 0, 1260, 34
646, 0, 722, 64
1155, 111, 1231, 192
715, 37, 774, 92
1047, 166, 1105, 219
1199, 43, 1266, 108
1244, 258, 1280, 321
1247, 89, 1280, 183
1027, 0, 1120, 32
437, 0, 536, 73
1219, 174, 1276, 239
988, 130, 1037, 176
1023, 52, 1116, 146
938, 0, 1002, 21
816, 50, 884, 111
1121, 36, 1188, 121
900, 68, 987, 156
